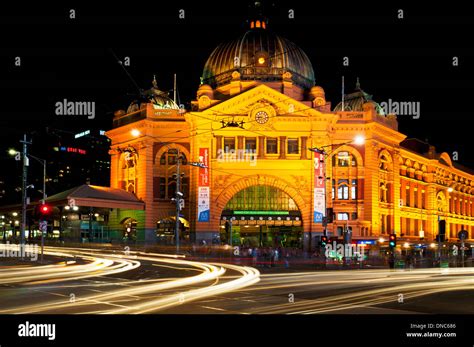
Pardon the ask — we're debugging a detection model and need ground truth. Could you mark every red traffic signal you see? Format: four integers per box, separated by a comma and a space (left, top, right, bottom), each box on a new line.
39, 204, 52, 214
389, 233, 397, 247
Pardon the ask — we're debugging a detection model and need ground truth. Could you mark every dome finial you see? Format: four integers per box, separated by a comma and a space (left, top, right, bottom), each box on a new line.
355, 77, 361, 90
152, 74, 158, 89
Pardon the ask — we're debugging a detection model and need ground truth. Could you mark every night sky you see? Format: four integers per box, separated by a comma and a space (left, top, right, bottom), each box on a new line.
1, 1, 473, 166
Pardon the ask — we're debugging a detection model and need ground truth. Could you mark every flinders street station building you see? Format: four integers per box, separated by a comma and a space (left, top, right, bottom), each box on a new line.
102, 16, 474, 251
3, 15, 470, 252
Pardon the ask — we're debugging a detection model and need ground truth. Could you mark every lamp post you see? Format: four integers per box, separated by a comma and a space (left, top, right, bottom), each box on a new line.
20, 135, 31, 251
308, 135, 365, 261
10, 147, 47, 262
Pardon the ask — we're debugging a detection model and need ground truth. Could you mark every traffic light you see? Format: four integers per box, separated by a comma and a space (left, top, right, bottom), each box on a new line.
321, 235, 328, 246
39, 204, 52, 215
326, 208, 334, 223
389, 233, 397, 248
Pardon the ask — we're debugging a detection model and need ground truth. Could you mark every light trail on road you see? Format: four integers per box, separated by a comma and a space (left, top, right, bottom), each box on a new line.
245, 268, 474, 314
0, 246, 260, 314
0, 244, 140, 285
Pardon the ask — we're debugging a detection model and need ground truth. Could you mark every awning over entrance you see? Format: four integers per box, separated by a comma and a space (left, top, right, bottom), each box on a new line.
44, 184, 145, 210
221, 210, 302, 226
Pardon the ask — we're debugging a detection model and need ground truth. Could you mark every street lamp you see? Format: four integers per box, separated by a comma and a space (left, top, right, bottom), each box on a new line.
10, 140, 48, 260
130, 128, 141, 138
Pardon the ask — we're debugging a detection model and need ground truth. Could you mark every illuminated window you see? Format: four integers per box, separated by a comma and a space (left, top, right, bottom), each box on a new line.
337, 212, 349, 221
337, 152, 350, 166
224, 185, 298, 211
337, 179, 349, 200
333, 151, 357, 167
351, 179, 357, 199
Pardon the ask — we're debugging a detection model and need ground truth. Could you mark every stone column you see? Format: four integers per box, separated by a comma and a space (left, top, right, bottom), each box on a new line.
137, 140, 156, 244
237, 136, 244, 151
258, 136, 265, 159
279, 136, 286, 159
215, 135, 222, 159
300, 136, 308, 160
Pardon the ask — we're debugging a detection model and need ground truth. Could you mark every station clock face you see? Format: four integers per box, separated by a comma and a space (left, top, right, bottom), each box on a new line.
255, 110, 269, 124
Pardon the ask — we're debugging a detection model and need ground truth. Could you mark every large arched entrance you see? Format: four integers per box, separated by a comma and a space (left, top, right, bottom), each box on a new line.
220, 185, 303, 248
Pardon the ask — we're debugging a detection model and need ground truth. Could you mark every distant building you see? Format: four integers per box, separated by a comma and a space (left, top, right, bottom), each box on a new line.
47, 128, 111, 193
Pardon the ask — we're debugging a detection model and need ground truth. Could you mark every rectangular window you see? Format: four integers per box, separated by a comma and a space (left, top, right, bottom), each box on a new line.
159, 178, 166, 199
266, 138, 278, 154
337, 151, 350, 166
337, 212, 349, 221
287, 138, 299, 154
181, 177, 188, 198
245, 137, 257, 151
351, 179, 357, 199
224, 137, 235, 151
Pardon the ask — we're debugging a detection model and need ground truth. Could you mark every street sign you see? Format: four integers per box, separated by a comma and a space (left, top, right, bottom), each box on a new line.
39, 221, 47, 232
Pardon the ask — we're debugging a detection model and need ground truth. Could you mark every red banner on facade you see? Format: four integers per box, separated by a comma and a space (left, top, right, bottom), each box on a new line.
314, 152, 326, 223
199, 148, 209, 186
198, 148, 210, 222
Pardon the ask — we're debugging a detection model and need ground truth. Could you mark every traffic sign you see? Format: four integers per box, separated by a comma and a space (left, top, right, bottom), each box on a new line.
39, 221, 47, 232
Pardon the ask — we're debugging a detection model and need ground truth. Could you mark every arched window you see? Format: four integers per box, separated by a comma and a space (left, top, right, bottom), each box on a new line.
379, 153, 392, 171
380, 182, 387, 202
224, 185, 298, 211
437, 192, 447, 212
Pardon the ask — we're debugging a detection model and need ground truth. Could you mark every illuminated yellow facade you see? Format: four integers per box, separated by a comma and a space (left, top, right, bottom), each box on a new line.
106, 19, 474, 248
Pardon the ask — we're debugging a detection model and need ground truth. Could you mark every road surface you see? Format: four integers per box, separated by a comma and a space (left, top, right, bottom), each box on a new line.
1, 245, 474, 314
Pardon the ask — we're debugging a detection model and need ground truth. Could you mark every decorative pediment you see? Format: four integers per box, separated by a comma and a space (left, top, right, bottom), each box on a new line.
201, 84, 320, 120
